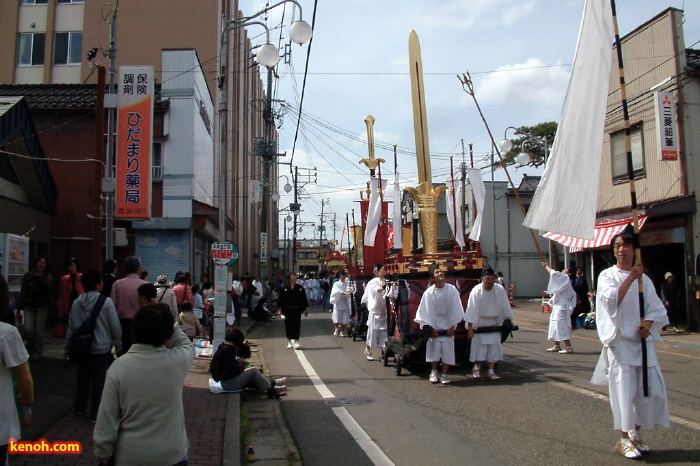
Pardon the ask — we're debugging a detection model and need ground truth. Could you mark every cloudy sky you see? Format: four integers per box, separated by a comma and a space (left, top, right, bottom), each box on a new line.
239, 0, 699, 243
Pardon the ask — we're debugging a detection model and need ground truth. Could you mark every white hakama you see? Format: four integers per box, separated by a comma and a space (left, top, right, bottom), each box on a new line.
464, 283, 513, 363
362, 277, 388, 350
546, 270, 576, 342
415, 283, 464, 365
330, 279, 352, 326
590, 266, 671, 432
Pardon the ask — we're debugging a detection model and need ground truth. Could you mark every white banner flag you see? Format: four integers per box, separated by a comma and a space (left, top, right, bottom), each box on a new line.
467, 168, 485, 242
522, 0, 613, 240
445, 178, 465, 248
364, 177, 387, 247
392, 172, 403, 249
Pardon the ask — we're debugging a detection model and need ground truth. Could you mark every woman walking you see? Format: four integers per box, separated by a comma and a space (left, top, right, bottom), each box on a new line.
277, 273, 309, 349
18, 256, 53, 360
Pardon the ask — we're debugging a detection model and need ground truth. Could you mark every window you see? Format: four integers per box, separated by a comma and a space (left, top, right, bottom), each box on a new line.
611, 124, 644, 181
57, 0, 85, 3
17, 33, 45, 66
152, 143, 163, 181
21, 0, 48, 5
53, 32, 82, 65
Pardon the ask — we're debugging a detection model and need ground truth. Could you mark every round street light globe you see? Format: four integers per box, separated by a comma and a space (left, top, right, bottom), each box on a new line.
272, 193, 280, 201
286, 215, 293, 222
289, 20, 312, 44
256, 43, 280, 67
283, 183, 292, 193
517, 152, 531, 166
500, 139, 513, 153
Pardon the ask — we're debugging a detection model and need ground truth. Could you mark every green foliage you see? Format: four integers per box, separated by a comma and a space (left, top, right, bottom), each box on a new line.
498, 122, 558, 167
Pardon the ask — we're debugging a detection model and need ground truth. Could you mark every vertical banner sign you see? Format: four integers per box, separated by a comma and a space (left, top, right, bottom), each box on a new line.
116, 66, 154, 219
260, 232, 267, 264
654, 91, 678, 161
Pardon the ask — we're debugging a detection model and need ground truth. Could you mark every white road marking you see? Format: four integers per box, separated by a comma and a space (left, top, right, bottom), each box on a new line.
294, 349, 395, 466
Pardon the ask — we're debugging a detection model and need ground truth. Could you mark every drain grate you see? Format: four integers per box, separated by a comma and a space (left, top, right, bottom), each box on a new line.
324, 396, 375, 407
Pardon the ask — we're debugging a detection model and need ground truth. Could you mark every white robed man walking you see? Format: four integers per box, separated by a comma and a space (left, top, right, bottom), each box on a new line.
464, 267, 513, 380
330, 271, 353, 337
542, 263, 576, 354
414, 266, 464, 385
590, 226, 670, 459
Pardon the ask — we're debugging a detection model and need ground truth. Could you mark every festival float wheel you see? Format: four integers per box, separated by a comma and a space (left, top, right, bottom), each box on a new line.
394, 356, 403, 376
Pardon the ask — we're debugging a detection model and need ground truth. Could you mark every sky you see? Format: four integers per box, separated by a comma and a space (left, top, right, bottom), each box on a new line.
239, 0, 700, 245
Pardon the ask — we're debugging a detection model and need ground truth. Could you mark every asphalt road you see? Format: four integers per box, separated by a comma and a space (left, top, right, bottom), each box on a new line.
263, 307, 700, 466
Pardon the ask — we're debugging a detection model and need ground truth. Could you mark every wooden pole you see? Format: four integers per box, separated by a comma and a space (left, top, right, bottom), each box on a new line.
611, 0, 648, 397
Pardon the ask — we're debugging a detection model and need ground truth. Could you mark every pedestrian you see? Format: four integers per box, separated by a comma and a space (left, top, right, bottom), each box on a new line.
17, 256, 52, 361
178, 302, 204, 341
64, 269, 121, 422
191, 284, 205, 325
172, 274, 193, 310
1, 274, 34, 465
574, 266, 591, 318
660, 272, 681, 333
154, 275, 178, 321
210, 328, 286, 397
230, 274, 243, 325
102, 259, 118, 298
94, 303, 195, 466
137, 283, 158, 307
496, 271, 505, 287
414, 266, 464, 385
56, 257, 85, 337
542, 263, 576, 354
464, 267, 514, 380
277, 272, 309, 349
110, 256, 148, 353
140, 270, 149, 281
590, 226, 670, 459
330, 270, 353, 337
361, 264, 389, 361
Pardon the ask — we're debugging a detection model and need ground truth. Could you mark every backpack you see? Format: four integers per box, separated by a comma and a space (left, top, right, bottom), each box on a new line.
70, 295, 107, 361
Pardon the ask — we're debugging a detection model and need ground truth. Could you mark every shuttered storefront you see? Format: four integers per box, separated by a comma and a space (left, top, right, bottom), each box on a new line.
135, 229, 190, 282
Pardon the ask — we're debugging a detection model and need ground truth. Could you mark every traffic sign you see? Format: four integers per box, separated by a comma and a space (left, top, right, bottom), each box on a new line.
211, 241, 239, 265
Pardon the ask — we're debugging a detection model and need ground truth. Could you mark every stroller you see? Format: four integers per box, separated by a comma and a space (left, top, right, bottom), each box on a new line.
349, 281, 368, 341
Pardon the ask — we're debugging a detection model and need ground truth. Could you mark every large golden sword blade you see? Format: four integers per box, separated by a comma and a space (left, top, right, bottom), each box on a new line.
404, 30, 445, 256
359, 115, 385, 177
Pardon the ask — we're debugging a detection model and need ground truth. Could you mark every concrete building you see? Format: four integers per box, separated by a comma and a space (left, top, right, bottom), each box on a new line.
0, 0, 280, 280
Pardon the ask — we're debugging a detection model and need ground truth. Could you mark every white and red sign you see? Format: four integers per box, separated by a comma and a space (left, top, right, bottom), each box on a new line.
116, 66, 154, 219
211, 241, 239, 266
654, 91, 678, 161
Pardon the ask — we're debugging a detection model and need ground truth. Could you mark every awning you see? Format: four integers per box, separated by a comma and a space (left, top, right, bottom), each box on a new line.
543, 216, 647, 252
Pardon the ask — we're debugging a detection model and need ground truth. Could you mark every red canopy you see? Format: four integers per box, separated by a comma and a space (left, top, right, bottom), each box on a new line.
543, 216, 647, 252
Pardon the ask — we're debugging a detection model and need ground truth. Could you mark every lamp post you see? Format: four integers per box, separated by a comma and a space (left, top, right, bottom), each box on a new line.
218, 1, 312, 274
499, 127, 549, 168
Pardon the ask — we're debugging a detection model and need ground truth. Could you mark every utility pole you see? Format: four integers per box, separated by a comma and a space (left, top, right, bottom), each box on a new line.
217, 13, 229, 245
104, 4, 118, 261
292, 166, 299, 273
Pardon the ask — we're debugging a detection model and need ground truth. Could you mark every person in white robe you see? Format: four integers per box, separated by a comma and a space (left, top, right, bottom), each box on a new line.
464, 267, 513, 380
590, 227, 670, 459
414, 266, 464, 385
330, 271, 353, 337
542, 263, 576, 354
360, 264, 388, 360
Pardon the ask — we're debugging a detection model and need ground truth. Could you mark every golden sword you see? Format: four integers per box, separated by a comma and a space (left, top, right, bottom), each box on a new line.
404, 30, 445, 256
359, 115, 385, 176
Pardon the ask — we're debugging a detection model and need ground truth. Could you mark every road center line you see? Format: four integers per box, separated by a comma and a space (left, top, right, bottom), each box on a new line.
294, 349, 395, 466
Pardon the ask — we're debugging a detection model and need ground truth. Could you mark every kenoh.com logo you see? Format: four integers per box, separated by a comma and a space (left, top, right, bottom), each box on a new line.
9, 439, 82, 454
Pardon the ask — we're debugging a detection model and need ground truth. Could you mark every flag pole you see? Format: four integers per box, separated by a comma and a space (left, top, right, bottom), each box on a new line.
458, 72, 547, 264
449, 154, 459, 250
610, 0, 648, 397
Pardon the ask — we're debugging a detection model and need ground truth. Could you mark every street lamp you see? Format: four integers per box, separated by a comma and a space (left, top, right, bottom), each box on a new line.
500, 126, 549, 168
218, 1, 312, 279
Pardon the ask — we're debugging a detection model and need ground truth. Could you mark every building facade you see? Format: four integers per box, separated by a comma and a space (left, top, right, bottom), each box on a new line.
0, 0, 279, 280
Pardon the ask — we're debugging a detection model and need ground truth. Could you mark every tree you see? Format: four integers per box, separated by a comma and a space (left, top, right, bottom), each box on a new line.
499, 122, 557, 167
